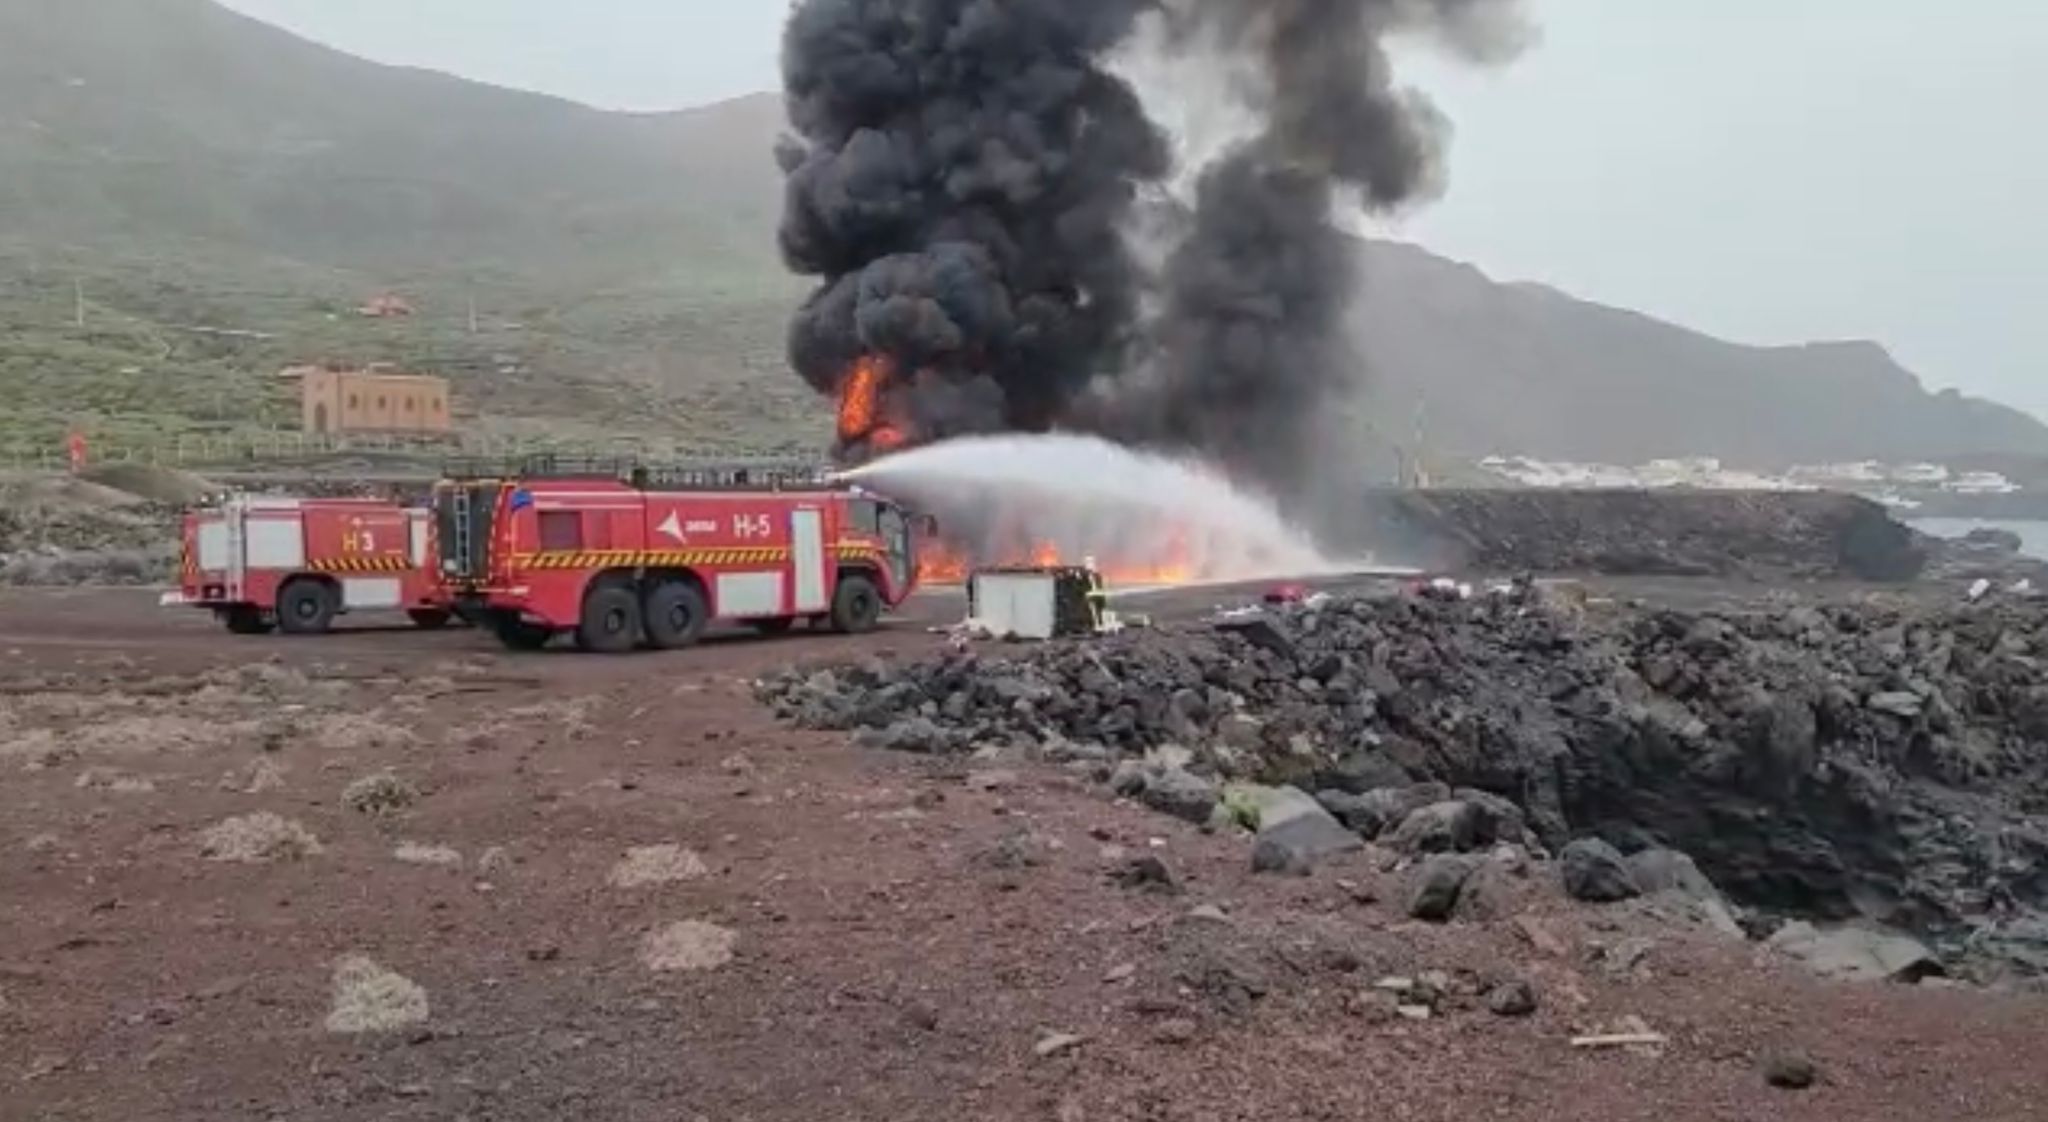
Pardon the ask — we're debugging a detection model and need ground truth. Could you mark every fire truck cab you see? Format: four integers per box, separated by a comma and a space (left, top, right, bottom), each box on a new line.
163, 495, 453, 634
434, 458, 925, 653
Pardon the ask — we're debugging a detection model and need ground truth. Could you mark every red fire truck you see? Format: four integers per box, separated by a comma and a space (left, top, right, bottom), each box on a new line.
162, 495, 454, 635
433, 458, 924, 652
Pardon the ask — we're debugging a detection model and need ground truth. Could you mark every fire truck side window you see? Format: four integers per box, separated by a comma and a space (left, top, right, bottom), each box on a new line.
538, 511, 582, 552
847, 500, 881, 536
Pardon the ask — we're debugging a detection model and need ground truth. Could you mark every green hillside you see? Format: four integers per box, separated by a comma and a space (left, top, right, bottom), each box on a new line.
2, 0, 2042, 470
0, 0, 814, 458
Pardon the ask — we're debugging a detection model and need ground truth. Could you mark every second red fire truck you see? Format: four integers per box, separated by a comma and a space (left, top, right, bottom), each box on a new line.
163, 495, 454, 634
434, 458, 925, 652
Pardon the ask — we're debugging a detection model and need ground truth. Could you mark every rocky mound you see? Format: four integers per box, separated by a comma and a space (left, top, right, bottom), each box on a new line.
757, 587, 2048, 978
0, 470, 193, 586
1337, 489, 1929, 581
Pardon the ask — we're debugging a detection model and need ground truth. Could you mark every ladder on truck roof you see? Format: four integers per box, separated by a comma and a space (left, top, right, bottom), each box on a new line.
440, 454, 837, 492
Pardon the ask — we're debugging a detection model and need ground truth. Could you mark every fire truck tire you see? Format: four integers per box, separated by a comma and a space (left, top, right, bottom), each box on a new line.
407, 609, 454, 630
641, 580, 709, 650
275, 579, 338, 635
577, 583, 644, 654
222, 606, 274, 635
830, 573, 883, 634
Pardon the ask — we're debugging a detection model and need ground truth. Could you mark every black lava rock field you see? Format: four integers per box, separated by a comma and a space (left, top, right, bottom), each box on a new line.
757, 585, 2048, 975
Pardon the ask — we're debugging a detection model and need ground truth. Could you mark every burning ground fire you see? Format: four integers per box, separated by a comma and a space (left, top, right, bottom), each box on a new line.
913, 536, 1198, 588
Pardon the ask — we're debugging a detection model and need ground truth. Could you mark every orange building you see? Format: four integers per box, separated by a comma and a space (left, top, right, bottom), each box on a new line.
293, 365, 453, 436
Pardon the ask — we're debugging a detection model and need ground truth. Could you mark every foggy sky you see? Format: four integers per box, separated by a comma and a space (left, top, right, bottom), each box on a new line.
220, 0, 2048, 424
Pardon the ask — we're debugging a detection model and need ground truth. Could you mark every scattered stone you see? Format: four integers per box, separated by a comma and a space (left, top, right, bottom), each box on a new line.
1867, 691, 1925, 719
982, 826, 1053, 870
1627, 847, 1718, 900
198, 813, 322, 864
324, 955, 429, 1034
1486, 978, 1539, 1017
23, 833, 60, 855
341, 771, 419, 816
638, 921, 739, 973
74, 767, 156, 793
853, 717, 963, 754
1214, 613, 1295, 659
1138, 769, 1219, 825
1110, 854, 1180, 894
22, 1054, 70, 1081
1345, 989, 1401, 1023
1108, 760, 1148, 798
1337, 877, 1380, 905
1216, 713, 1266, 753
476, 846, 512, 875
1152, 1017, 1199, 1044
1601, 937, 1657, 978
1766, 922, 1944, 983
238, 757, 287, 794
607, 845, 711, 888
392, 842, 462, 869
1385, 800, 1482, 854
1034, 1031, 1087, 1059
1186, 904, 1231, 925
1514, 915, 1570, 958
965, 769, 1019, 793
1103, 962, 1136, 984
1452, 857, 1528, 922
1407, 855, 1474, 921
1763, 1050, 1819, 1090
1560, 838, 1641, 903
1248, 786, 1364, 875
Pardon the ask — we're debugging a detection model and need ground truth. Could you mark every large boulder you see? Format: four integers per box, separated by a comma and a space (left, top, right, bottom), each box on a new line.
1560, 838, 1641, 903
1407, 855, 1474, 921
1385, 801, 1483, 854
1246, 786, 1364, 876
1140, 769, 1220, 825
1766, 922, 1944, 983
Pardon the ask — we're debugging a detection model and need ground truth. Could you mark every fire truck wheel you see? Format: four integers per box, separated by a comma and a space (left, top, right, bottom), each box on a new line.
275, 579, 338, 635
407, 609, 454, 630
641, 580, 709, 650
221, 606, 274, 635
577, 583, 645, 654
830, 573, 883, 634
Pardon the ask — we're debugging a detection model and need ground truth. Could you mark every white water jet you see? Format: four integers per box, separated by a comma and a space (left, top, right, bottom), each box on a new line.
839, 432, 1352, 584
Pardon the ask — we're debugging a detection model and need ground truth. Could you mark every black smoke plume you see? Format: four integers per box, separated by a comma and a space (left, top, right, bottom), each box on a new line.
777, 0, 1166, 457
777, 0, 1529, 501
1105, 0, 1530, 508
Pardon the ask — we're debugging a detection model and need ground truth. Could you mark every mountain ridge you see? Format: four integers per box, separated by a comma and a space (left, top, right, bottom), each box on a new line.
0, 0, 2039, 466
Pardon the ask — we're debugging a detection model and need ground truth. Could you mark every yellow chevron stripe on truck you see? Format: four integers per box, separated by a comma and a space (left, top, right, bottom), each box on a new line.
513, 544, 884, 571
307, 556, 412, 573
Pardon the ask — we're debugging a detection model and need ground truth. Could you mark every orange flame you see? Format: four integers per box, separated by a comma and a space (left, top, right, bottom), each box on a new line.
916, 537, 1197, 588
836, 355, 907, 453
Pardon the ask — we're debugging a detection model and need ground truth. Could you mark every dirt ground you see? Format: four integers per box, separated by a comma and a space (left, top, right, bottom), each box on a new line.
3, 582, 2046, 1122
